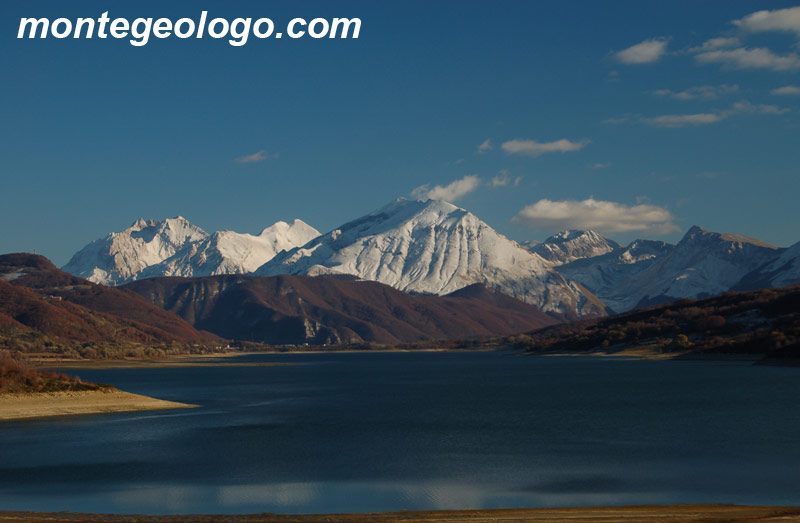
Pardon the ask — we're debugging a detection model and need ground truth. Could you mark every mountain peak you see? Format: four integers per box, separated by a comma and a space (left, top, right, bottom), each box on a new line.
681, 225, 778, 249
547, 230, 589, 243
258, 218, 319, 240
257, 198, 605, 317
63, 217, 318, 285
531, 230, 620, 266
377, 197, 461, 216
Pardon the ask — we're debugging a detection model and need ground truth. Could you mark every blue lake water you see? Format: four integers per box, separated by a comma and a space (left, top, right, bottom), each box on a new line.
2, 351, 800, 514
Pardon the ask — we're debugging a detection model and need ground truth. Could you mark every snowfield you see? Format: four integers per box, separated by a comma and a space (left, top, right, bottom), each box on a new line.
62, 199, 800, 317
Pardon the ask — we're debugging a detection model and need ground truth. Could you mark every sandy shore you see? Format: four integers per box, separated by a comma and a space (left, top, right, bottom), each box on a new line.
0, 389, 196, 421
0, 505, 798, 522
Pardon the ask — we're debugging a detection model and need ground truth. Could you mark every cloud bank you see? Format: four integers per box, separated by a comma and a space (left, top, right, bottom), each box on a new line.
412, 174, 481, 202
490, 170, 521, 187
477, 139, 492, 153
501, 138, 588, 157
614, 38, 669, 64
733, 6, 800, 36
689, 37, 741, 52
513, 198, 678, 234
653, 84, 739, 100
234, 150, 268, 163
694, 47, 800, 71
644, 113, 723, 127
772, 85, 800, 96
612, 100, 789, 128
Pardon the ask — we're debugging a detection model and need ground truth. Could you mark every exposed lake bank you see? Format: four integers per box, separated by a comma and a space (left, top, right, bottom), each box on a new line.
1, 504, 799, 522
0, 389, 196, 421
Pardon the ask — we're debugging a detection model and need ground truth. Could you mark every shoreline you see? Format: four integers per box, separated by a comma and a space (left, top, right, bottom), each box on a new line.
0, 389, 197, 421
31, 352, 289, 370
25, 346, 777, 371
0, 504, 798, 522
29, 348, 491, 370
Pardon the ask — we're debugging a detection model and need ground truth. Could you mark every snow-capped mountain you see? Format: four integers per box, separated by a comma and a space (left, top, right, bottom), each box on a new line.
255, 198, 607, 318
62, 217, 209, 286
61, 203, 799, 321
518, 240, 540, 251
63, 217, 320, 285
598, 226, 782, 312
556, 239, 674, 310
736, 240, 800, 290
529, 230, 621, 266
140, 220, 320, 278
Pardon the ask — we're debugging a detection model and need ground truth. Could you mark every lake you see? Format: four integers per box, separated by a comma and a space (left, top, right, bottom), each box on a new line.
1, 351, 800, 514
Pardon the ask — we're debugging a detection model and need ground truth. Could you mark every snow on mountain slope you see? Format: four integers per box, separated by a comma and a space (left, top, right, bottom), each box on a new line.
556, 239, 674, 310
756, 240, 800, 287
602, 226, 782, 312
63, 218, 319, 285
140, 219, 320, 278
256, 198, 606, 317
62, 217, 209, 286
736, 240, 800, 290
529, 230, 621, 266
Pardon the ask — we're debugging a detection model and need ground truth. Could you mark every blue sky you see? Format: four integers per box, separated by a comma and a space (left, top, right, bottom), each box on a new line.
2, 1, 799, 265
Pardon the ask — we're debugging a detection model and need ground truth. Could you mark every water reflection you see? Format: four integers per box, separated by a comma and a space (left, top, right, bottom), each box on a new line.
106, 480, 676, 514
1, 353, 799, 514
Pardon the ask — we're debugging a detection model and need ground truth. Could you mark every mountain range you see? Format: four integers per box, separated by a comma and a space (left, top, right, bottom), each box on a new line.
62, 217, 319, 286
255, 199, 604, 318
123, 275, 558, 345
1, 253, 558, 349
61, 198, 800, 317
0, 253, 219, 357
508, 281, 800, 364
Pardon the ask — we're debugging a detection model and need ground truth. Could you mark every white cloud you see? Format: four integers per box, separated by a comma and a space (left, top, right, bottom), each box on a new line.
772, 85, 800, 96
477, 139, 492, 153
501, 138, 588, 157
614, 38, 669, 64
490, 171, 510, 187
602, 115, 633, 125
489, 170, 522, 187
733, 6, 800, 36
689, 37, 741, 52
636, 100, 788, 128
653, 84, 739, 100
411, 174, 481, 202
728, 100, 789, 115
234, 150, 268, 163
513, 197, 678, 234
695, 47, 800, 71
643, 113, 723, 127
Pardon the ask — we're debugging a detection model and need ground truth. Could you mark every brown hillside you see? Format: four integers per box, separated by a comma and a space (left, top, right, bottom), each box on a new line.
0, 279, 213, 357
124, 275, 559, 345
0, 253, 217, 345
